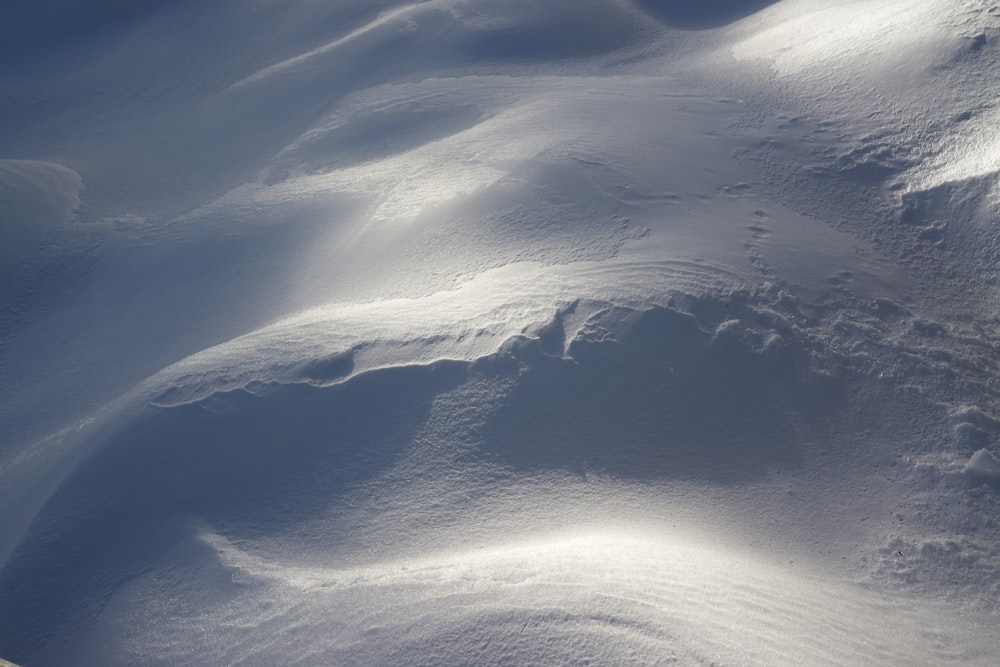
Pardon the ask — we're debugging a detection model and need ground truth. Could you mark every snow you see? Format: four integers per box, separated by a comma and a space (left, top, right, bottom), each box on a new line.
2, 0, 1000, 665
0, 160, 81, 278
966, 449, 1000, 481
81, 530, 999, 665
730, 0, 951, 77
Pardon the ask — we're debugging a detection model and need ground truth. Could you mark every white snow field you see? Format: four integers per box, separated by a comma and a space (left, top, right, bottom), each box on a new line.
2, 0, 1000, 664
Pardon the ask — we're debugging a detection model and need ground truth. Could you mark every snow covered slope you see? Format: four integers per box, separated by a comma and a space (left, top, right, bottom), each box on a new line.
2, 1, 999, 664
0, 160, 81, 281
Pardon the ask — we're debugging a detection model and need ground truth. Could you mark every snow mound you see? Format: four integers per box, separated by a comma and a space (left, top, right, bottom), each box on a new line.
4, 282, 990, 662
966, 448, 1000, 481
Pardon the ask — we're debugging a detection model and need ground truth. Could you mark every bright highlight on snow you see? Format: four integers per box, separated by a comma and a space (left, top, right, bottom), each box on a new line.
88, 530, 998, 665
2, 1, 1000, 665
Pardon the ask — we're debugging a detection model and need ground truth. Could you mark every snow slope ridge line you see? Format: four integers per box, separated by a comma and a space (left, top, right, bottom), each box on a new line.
228, 2, 444, 90
730, 0, 958, 78
140, 282, 757, 412
91, 529, 1000, 665
634, 0, 779, 31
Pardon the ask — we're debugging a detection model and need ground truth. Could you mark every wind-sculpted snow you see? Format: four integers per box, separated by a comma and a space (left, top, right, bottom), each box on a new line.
4, 280, 997, 662
3, 0, 1000, 664
80, 531, 1000, 665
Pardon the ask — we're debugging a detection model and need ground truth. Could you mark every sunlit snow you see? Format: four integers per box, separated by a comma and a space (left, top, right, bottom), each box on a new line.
2, 1, 1000, 665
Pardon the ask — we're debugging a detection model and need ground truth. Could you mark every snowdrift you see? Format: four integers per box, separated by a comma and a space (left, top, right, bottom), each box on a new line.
2, 0, 1000, 664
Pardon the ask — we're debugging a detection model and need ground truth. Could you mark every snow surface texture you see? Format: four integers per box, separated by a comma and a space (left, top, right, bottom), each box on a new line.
0, 161, 81, 281
2, 0, 1000, 664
